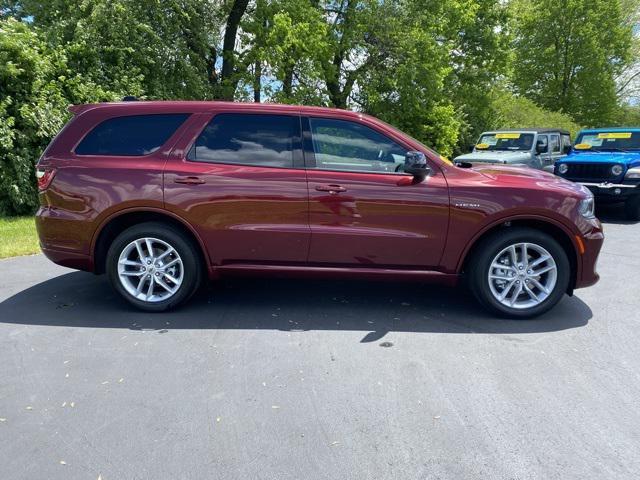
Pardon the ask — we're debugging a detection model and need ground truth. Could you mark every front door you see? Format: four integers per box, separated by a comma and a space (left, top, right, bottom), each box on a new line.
536, 134, 550, 168
164, 112, 310, 266
548, 133, 562, 167
303, 116, 449, 269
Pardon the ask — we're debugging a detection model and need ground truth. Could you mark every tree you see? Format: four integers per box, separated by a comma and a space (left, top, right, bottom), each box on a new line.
615, 0, 640, 104
511, 0, 632, 126
488, 88, 583, 138
0, 18, 68, 215
4, 0, 221, 100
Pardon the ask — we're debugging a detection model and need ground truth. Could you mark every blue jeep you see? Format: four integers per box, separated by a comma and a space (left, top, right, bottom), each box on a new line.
555, 128, 640, 220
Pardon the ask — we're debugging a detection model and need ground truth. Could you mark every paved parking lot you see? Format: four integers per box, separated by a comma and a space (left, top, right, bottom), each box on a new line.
1, 205, 639, 480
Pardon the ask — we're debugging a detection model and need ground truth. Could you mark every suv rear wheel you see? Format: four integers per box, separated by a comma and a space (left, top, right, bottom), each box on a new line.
468, 228, 570, 318
106, 222, 202, 311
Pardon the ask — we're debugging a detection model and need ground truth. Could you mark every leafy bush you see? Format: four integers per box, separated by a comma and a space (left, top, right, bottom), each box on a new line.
487, 88, 583, 139
0, 17, 126, 215
0, 19, 68, 215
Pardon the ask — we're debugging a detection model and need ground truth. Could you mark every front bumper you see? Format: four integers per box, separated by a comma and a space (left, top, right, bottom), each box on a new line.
580, 182, 640, 202
575, 222, 604, 289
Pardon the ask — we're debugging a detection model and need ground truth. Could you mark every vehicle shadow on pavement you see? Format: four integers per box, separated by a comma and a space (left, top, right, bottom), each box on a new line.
0, 271, 592, 339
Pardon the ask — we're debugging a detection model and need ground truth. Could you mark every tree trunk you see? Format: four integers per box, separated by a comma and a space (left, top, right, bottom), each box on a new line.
217, 0, 250, 100
253, 61, 262, 103
282, 65, 294, 99
324, 0, 355, 108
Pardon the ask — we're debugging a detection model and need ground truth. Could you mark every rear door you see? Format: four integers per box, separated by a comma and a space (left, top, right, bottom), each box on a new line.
163, 111, 310, 266
303, 116, 449, 268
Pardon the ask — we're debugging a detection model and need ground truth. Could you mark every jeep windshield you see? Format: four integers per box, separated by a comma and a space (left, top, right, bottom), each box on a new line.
575, 132, 640, 152
476, 133, 534, 151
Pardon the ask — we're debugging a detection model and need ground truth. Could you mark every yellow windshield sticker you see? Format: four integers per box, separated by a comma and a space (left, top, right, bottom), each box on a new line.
574, 143, 592, 150
495, 133, 521, 139
597, 132, 632, 139
476, 143, 489, 149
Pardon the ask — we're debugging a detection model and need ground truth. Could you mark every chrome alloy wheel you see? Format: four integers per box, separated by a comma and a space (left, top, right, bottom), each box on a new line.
488, 242, 558, 310
117, 237, 184, 303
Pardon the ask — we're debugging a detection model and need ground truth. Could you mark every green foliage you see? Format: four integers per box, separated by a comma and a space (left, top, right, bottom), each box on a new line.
0, 0, 637, 215
614, 104, 640, 126
0, 18, 67, 215
8, 0, 220, 100
511, 0, 632, 126
488, 88, 583, 138
353, 1, 461, 156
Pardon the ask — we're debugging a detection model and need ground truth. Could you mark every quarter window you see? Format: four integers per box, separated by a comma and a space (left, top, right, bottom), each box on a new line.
189, 114, 299, 168
75, 114, 189, 156
308, 118, 408, 173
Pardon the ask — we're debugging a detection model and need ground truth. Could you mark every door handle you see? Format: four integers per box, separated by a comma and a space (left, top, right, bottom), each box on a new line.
174, 176, 205, 185
315, 184, 346, 194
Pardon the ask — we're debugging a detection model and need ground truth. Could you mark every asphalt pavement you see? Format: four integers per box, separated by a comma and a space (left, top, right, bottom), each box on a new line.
1, 204, 639, 480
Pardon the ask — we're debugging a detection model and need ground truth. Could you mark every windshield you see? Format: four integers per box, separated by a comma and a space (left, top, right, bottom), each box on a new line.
476, 133, 535, 151
575, 132, 640, 152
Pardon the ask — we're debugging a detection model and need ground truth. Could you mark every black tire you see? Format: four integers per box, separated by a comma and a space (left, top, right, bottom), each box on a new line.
106, 222, 203, 312
624, 196, 640, 221
467, 227, 570, 319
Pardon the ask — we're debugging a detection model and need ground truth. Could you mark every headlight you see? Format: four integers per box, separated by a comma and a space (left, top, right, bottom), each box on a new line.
611, 164, 624, 176
625, 167, 640, 179
578, 196, 595, 218
557, 163, 568, 174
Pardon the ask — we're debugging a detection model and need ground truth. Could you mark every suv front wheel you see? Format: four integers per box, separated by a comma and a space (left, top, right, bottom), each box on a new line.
468, 228, 570, 318
106, 222, 202, 311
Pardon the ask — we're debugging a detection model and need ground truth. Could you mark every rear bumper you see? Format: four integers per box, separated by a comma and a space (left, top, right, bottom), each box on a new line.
36, 208, 94, 272
40, 245, 93, 272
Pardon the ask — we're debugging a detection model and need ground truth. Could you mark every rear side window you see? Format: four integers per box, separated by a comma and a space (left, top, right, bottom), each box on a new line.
189, 114, 299, 168
75, 114, 189, 156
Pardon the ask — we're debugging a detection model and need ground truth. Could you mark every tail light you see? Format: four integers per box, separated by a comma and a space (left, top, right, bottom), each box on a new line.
36, 167, 56, 191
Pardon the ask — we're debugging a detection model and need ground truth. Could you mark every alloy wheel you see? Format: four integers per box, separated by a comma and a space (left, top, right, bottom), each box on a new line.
487, 242, 558, 310
117, 237, 184, 303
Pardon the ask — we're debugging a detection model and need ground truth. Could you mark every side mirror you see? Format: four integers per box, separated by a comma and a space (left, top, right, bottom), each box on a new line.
536, 142, 547, 154
404, 151, 431, 179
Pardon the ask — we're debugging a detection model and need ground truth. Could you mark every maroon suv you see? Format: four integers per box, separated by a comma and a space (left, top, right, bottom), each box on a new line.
35, 101, 603, 317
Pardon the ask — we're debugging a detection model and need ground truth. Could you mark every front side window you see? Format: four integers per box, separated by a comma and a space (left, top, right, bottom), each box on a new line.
308, 118, 408, 173
75, 114, 189, 156
550, 134, 560, 153
189, 114, 299, 168
537, 135, 548, 153
561, 134, 571, 152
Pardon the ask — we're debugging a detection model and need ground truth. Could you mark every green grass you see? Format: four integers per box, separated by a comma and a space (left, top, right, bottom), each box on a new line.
0, 216, 40, 259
